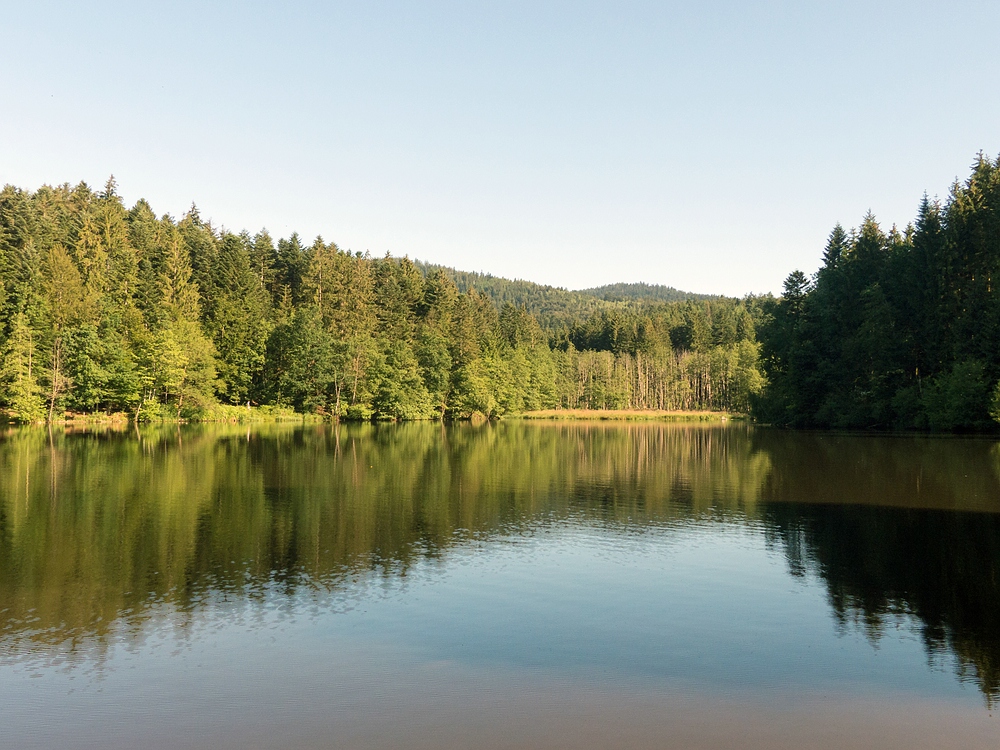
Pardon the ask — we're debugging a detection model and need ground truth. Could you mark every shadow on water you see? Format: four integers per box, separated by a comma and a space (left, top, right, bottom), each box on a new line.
0, 421, 999, 703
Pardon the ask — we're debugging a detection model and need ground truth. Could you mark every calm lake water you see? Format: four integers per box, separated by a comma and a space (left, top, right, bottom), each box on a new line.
1, 422, 998, 749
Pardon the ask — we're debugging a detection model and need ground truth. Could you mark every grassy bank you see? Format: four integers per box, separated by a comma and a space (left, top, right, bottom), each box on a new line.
5, 406, 744, 426
511, 409, 743, 422
195, 404, 322, 423
3, 405, 322, 426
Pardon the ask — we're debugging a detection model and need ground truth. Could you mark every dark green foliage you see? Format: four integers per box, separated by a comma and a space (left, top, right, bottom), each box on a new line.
414, 262, 606, 332
758, 153, 1000, 431
275, 232, 308, 304
922, 360, 992, 432
578, 281, 714, 303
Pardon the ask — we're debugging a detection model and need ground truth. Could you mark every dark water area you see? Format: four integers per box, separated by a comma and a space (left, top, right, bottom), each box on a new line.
0, 422, 998, 749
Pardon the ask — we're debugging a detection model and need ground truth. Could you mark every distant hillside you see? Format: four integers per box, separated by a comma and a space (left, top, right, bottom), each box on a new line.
577, 282, 714, 303
414, 262, 710, 331
414, 262, 611, 330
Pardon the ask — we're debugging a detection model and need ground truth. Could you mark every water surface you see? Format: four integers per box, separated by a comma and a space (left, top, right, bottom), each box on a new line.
1, 422, 998, 748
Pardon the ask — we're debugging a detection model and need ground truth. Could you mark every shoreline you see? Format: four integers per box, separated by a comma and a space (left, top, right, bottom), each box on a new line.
510, 409, 743, 422
3, 408, 744, 427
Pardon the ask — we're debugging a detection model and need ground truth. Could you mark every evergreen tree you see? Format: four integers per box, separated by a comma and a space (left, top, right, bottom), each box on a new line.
207, 233, 271, 404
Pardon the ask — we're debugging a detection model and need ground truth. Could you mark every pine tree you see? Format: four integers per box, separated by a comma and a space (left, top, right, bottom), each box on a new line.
97, 176, 139, 311
276, 232, 308, 304
179, 205, 218, 310
207, 233, 271, 404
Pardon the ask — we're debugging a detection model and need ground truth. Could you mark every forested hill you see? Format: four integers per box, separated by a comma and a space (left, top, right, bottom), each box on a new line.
414, 262, 709, 331
0, 178, 767, 423
578, 282, 714, 304
413, 261, 608, 331
756, 152, 1000, 431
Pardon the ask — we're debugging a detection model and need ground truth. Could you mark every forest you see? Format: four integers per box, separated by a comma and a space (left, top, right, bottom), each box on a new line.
4, 152, 1000, 430
0, 178, 764, 422
757, 152, 1000, 431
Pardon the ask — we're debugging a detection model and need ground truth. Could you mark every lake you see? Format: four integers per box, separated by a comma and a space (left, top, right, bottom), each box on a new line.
1, 422, 998, 749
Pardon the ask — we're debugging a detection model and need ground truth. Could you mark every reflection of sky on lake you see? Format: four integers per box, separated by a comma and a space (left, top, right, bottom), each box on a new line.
314, 522, 972, 699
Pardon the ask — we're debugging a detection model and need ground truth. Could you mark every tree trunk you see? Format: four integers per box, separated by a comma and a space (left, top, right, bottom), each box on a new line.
48, 338, 61, 423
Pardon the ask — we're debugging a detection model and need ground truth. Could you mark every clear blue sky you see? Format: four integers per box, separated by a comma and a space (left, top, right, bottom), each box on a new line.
3, 1, 998, 296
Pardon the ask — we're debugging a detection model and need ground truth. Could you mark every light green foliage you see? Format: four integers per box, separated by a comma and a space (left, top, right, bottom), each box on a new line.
265, 306, 340, 414
0, 312, 44, 422
149, 320, 218, 418
451, 358, 496, 417
207, 233, 272, 404
0, 178, 771, 422
372, 341, 434, 420
415, 328, 452, 412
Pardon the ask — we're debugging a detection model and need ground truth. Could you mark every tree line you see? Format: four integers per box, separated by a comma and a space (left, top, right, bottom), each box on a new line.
0, 178, 766, 422
6, 153, 1000, 430
756, 153, 1000, 431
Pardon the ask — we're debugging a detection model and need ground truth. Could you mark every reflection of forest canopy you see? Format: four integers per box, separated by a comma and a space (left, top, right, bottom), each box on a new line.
754, 429, 1000, 703
750, 430, 1000, 513
0, 423, 765, 658
2, 423, 1000, 702
763, 503, 1000, 705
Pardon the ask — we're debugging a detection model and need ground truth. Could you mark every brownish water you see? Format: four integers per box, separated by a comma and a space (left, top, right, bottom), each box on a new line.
1, 422, 998, 748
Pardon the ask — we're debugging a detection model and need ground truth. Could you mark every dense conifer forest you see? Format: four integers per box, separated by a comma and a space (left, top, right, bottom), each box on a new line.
757, 153, 1000, 431
0, 179, 764, 422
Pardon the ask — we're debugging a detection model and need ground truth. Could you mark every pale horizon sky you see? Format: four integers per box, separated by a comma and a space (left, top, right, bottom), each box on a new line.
3, 1, 999, 296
